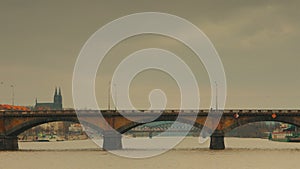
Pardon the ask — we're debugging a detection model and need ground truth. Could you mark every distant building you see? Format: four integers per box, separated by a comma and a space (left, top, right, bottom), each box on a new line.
34, 88, 63, 110
0, 104, 30, 111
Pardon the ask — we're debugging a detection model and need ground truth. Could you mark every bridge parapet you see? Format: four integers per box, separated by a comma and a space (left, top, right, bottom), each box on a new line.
1, 109, 300, 118
0, 110, 75, 115
222, 109, 300, 114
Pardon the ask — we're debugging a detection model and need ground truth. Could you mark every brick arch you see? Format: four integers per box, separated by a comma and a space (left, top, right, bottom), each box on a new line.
116, 118, 205, 134
6, 117, 104, 136
223, 116, 300, 133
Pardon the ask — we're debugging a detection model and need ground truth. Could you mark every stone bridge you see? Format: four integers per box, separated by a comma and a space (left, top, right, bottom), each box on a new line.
1, 109, 300, 150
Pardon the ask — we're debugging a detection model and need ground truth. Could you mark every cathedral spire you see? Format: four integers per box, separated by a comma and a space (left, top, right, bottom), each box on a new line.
54, 87, 58, 96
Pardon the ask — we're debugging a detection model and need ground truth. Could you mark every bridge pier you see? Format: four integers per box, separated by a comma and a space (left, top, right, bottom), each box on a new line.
0, 136, 18, 150
210, 131, 225, 150
103, 131, 122, 150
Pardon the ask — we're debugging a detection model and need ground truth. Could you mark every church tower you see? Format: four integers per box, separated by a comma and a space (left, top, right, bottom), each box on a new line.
34, 87, 63, 110
53, 87, 63, 109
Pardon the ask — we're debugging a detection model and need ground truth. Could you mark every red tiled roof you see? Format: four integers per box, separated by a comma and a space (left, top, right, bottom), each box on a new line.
0, 104, 30, 111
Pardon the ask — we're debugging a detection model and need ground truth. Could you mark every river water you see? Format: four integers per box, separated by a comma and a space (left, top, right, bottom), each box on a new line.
1, 137, 299, 169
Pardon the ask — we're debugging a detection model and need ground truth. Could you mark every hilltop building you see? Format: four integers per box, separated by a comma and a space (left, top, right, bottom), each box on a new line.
34, 88, 63, 110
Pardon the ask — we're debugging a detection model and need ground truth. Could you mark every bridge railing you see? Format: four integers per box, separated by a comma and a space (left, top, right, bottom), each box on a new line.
0, 109, 76, 116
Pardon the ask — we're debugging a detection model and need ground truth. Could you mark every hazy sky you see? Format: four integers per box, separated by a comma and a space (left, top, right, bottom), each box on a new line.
0, 0, 300, 109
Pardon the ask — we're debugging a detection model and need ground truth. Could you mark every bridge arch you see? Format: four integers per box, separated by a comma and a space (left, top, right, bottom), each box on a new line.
116, 117, 205, 134
223, 116, 300, 134
6, 117, 104, 137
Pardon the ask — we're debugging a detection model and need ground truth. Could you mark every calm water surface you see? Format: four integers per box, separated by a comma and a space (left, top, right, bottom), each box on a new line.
0, 137, 299, 169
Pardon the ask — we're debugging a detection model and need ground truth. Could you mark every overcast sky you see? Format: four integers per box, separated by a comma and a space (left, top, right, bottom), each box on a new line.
0, 0, 300, 109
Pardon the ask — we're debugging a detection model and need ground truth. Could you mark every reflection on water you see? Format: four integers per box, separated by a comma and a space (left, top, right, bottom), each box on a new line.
1, 137, 300, 169
19, 137, 300, 150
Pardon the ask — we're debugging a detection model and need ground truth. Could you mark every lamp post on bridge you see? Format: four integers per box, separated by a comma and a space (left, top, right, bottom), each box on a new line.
215, 81, 218, 111
108, 81, 118, 111
108, 81, 111, 110
0, 82, 3, 104
0, 82, 15, 105
10, 84, 15, 106
113, 83, 117, 111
